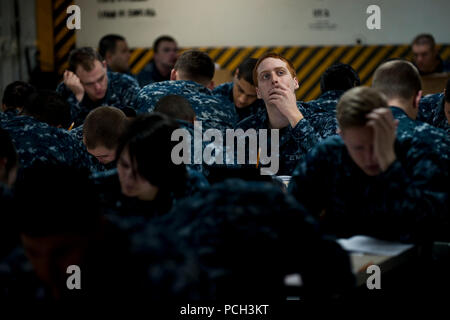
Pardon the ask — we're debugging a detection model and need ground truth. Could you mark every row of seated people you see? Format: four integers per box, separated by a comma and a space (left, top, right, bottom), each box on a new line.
0, 49, 448, 304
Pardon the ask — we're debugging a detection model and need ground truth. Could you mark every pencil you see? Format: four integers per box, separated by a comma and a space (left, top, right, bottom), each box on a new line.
68, 122, 75, 131
256, 147, 261, 168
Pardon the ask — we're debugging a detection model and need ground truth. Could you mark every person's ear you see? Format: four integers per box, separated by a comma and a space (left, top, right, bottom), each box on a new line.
337, 127, 343, 139
207, 80, 214, 90
414, 90, 422, 110
102, 60, 107, 69
1, 104, 6, 112
170, 69, 177, 81
293, 77, 299, 90
105, 52, 113, 63
234, 68, 240, 78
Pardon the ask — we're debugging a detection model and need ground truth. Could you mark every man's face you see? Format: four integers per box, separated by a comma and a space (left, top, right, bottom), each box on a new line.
76, 60, 108, 101
86, 145, 116, 164
255, 58, 298, 104
232, 74, 258, 108
154, 41, 178, 69
412, 44, 436, 73
340, 125, 381, 176
109, 40, 130, 73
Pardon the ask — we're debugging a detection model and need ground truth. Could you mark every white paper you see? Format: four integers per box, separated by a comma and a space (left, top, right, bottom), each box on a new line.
337, 235, 414, 256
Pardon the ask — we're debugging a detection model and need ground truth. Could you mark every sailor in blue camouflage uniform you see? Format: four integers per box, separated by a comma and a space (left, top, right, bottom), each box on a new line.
289, 87, 448, 243
372, 60, 450, 157
213, 58, 265, 122
235, 53, 320, 175
136, 35, 178, 87
56, 47, 140, 127
92, 113, 209, 234
136, 50, 237, 132
0, 112, 96, 171
418, 89, 450, 134
304, 63, 361, 139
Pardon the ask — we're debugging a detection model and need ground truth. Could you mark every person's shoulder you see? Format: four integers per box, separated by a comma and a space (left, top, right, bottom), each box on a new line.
212, 82, 233, 95
414, 120, 449, 141
420, 92, 444, 105
108, 71, 139, 86
235, 107, 266, 129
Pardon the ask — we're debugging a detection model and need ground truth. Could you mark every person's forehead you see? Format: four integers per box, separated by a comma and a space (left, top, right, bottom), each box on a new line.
76, 60, 104, 80
412, 43, 432, 53
235, 77, 256, 93
116, 40, 128, 49
257, 57, 289, 73
158, 41, 177, 49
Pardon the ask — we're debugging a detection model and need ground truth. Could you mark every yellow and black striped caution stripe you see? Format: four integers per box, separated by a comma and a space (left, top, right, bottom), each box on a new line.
129, 44, 450, 101
36, 0, 76, 75
53, 0, 76, 75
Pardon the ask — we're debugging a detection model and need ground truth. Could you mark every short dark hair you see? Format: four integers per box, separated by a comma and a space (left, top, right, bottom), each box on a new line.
174, 50, 215, 83
372, 60, 422, 101
236, 58, 258, 85
412, 34, 436, 49
2, 81, 36, 110
83, 106, 127, 150
0, 127, 18, 176
115, 113, 187, 194
153, 35, 176, 52
99, 34, 125, 59
22, 90, 72, 128
154, 95, 195, 122
14, 165, 101, 237
68, 47, 104, 72
320, 63, 360, 93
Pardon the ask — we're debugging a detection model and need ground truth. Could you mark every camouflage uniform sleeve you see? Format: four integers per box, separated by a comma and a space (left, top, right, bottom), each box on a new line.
288, 140, 335, 217
135, 86, 159, 114
289, 117, 321, 154
56, 82, 84, 125
118, 74, 141, 110
366, 156, 448, 242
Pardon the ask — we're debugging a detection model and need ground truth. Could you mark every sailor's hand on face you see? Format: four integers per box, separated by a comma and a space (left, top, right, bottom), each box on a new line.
268, 84, 303, 127
63, 70, 84, 102
366, 108, 398, 171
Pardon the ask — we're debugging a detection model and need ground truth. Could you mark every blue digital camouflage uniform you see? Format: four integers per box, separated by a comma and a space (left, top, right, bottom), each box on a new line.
68, 124, 84, 142
56, 71, 140, 127
288, 134, 449, 243
235, 102, 320, 175
303, 90, 342, 139
418, 93, 450, 134
0, 112, 97, 171
391, 106, 450, 160
213, 82, 265, 122
91, 167, 209, 234
145, 179, 355, 300
136, 80, 238, 132
136, 60, 169, 87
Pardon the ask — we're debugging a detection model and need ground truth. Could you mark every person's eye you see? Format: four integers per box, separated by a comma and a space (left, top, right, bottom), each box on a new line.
277, 70, 285, 75
261, 73, 270, 80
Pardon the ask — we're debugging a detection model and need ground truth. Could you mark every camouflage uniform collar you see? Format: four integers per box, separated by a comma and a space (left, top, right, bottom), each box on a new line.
390, 106, 410, 119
